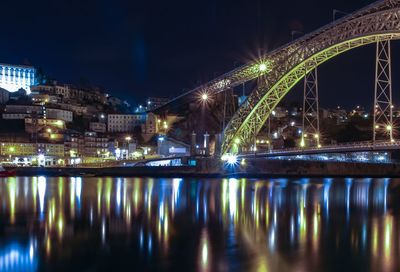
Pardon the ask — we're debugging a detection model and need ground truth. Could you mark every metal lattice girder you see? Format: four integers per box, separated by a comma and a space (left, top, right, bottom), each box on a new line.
373, 40, 394, 142
221, 1, 400, 154
157, 0, 400, 113
302, 66, 320, 147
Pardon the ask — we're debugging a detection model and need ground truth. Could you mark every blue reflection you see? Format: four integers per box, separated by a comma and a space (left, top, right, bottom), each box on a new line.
0, 242, 38, 272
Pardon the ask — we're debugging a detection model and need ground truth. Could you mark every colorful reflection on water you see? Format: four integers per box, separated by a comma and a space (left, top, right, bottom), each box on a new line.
0, 177, 398, 271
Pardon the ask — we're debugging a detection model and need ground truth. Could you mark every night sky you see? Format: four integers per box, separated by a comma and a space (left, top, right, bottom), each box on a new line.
1, 0, 399, 109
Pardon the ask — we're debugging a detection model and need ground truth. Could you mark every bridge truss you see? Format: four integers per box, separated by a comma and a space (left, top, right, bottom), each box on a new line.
156, 0, 400, 155
221, 0, 400, 154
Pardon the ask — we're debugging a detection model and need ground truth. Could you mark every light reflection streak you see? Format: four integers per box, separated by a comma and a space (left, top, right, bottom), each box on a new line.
0, 177, 395, 271
38, 176, 46, 221
198, 229, 210, 271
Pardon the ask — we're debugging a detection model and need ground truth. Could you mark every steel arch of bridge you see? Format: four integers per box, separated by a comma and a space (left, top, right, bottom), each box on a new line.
221, 1, 400, 155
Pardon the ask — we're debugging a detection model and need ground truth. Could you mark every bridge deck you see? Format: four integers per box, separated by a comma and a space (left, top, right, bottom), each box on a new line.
239, 141, 400, 158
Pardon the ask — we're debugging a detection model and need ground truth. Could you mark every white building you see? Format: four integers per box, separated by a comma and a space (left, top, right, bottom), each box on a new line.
107, 114, 146, 133
0, 63, 37, 93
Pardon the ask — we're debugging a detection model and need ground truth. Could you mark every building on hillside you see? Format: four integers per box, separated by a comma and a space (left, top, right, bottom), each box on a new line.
24, 118, 65, 133
58, 103, 88, 115
31, 83, 107, 104
4, 104, 42, 114
0, 142, 64, 166
0, 88, 9, 104
89, 122, 107, 133
31, 93, 60, 104
0, 63, 37, 93
46, 108, 73, 122
107, 114, 146, 133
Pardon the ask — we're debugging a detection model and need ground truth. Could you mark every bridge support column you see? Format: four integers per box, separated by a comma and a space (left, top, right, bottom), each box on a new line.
302, 65, 320, 148
373, 40, 394, 144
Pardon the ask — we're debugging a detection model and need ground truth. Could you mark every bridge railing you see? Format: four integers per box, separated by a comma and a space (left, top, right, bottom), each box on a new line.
239, 140, 400, 156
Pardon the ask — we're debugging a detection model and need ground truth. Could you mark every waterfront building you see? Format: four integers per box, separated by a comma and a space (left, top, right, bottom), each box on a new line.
0, 63, 37, 93
64, 131, 83, 158
83, 131, 108, 157
157, 136, 190, 157
0, 142, 64, 166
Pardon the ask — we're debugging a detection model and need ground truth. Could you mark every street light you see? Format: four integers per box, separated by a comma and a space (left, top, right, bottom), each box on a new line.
201, 93, 209, 101
259, 63, 267, 72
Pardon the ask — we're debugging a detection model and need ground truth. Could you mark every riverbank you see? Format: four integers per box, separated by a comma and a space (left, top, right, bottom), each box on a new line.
7, 158, 400, 178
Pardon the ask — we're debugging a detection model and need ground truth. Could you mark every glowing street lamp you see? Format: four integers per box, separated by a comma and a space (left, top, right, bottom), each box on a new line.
201, 93, 209, 101
300, 137, 305, 148
386, 125, 393, 131
259, 63, 268, 72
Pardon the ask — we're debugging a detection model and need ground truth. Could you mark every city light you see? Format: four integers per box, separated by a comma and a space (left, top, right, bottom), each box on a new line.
225, 154, 238, 165
300, 138, 305, 148
259, 63, 267, 72
386, 125, 392, 131
201, 93, 208, 101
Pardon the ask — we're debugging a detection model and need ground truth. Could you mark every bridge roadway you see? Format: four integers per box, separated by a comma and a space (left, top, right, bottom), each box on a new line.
238, 140, 400, 158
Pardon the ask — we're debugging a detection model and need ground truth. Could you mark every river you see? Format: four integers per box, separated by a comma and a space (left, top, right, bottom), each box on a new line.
0, 177, 398, 271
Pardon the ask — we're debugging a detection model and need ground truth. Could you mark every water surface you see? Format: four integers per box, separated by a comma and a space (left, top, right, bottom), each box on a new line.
0, 177, 398, 271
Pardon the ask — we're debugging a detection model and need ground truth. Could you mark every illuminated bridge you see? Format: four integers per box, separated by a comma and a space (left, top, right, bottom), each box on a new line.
156, 0, 400, 159
238, 140, 400, 158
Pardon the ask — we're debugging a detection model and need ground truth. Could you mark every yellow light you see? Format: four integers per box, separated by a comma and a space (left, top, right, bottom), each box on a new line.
314, 134, 319, 139
201, 93, 208, 101
375, 125, 380, 129
234, 138, 241, 144
259, 63, 267, 72
125, 136, 132, 141
50, 134, 56, 139
386, 125, 392, 131
318, 144, 322, 148
300, 138, 305, 148
47, 128, 52, 133
9, 147, 15, 152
